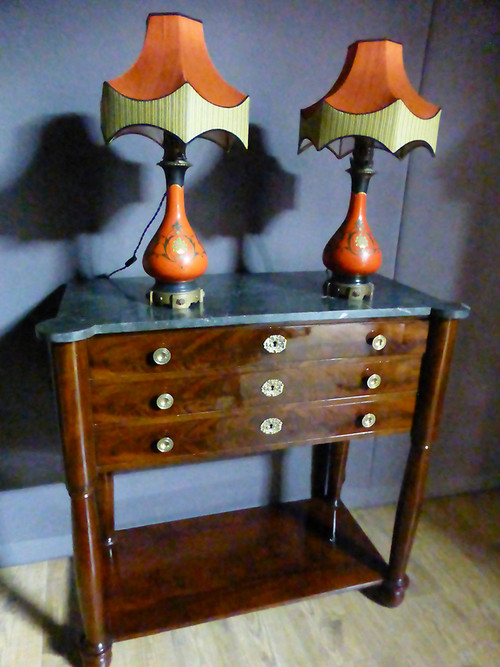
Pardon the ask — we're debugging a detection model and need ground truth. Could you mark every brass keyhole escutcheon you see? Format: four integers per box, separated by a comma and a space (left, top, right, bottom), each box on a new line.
361, 413, 376, 428
156, 393, 174, 410
261, 379, 284, 397
263, 334, 287, 354
260, 418, 283, 435
156, 437, 174, 453
366, 373, 382, 389
371, 334, 387, 351
152, 347, 171, 365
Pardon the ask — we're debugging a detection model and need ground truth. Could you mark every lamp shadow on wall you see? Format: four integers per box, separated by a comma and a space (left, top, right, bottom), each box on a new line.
0, 113, 141, 491
0, 113, 141, 242
187, 124, 296, 272
0, 118, 296, 493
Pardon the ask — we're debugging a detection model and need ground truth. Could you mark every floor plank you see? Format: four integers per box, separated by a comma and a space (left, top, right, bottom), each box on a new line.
1, 490, 499, 667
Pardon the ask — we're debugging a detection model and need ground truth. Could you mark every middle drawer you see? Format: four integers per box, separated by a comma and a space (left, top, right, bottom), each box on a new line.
90, 356, 422, 421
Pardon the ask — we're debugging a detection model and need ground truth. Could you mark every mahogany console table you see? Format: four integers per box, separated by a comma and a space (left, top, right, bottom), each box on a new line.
37, 271, 469, 666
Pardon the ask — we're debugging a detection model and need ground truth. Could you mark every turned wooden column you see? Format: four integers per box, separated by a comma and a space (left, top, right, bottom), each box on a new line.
53, 341, 111, 667
365, 315, 458, 606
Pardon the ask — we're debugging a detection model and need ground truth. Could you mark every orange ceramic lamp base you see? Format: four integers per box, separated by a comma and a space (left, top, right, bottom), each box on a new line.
323, 137, 381, 301
323, 191, 381, 278
142, 139, 207, 308
143, 183, 207, 283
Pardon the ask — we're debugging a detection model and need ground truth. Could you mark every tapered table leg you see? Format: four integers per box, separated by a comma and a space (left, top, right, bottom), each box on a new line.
366, 317, 458, 607
71, 491, 112, 667
53, 342, 112, 666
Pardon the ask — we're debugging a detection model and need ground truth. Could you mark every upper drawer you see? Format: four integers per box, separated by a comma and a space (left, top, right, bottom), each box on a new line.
87, 319, 429, 380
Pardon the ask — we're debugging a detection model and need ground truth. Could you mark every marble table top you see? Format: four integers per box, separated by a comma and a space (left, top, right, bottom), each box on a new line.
36, 272, 470, 343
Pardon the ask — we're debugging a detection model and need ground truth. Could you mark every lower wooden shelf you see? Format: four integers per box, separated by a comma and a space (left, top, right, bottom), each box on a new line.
104, 498, 387, 641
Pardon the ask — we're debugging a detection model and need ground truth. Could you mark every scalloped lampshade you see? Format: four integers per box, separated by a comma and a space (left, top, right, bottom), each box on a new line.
298, 39, 441, 300
299, 39, 440, 158
102, 12, 249, 149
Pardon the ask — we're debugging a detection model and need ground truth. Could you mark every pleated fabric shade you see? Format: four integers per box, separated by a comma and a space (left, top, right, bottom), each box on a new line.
101, 13, 249, 150
299, 40, 441, 159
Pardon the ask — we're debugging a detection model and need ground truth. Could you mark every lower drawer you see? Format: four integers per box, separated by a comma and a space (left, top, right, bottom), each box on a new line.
95, 393, 416, 471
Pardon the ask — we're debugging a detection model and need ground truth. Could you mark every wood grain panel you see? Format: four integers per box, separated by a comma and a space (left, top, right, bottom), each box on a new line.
90, 356, 423, 420
87, 319, 429, 380
103, 499, 386, 640
95, 393, 416, 471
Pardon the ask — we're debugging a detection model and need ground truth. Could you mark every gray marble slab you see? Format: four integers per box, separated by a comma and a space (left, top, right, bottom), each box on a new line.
36, 272, 470, 342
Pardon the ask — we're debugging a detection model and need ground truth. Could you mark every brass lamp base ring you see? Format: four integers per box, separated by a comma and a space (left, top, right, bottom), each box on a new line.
147, 286, 205, 309
324, 278, 374, 302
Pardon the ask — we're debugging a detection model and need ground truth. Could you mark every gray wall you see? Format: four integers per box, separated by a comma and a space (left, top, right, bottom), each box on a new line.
0, 0, 498, 565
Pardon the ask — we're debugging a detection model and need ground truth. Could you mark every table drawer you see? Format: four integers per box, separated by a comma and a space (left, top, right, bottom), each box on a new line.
91, 356, 422, 420
95, 393, 417, 471
87, 319, 429, 380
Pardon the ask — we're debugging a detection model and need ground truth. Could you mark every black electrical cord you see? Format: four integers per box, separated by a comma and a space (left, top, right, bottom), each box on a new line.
100, 192, 167, 279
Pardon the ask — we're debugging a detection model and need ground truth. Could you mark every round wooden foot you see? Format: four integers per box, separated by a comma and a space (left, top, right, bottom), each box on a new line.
362, 574, 409, 608
80, 637, 112, 667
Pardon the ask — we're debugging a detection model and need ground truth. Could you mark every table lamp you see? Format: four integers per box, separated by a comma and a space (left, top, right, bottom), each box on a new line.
101, 12, 249, 308
299, 39, 441, 300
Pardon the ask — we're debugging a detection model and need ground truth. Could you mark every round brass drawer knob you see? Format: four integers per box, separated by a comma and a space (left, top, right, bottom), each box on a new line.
371, 334, 387, 351
261, 379, 284, 397
156, 393, 174, 410
361, 413, 376, 428
156, 437, 174, 453
366, 373, 382, 389
260, 417, 283, 435
152, 347, 171, 365
263, 334, 287, 354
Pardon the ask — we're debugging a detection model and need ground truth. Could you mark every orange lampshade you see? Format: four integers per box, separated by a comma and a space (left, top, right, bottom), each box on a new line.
101, 13, 249, 150
299, 39, 441, 158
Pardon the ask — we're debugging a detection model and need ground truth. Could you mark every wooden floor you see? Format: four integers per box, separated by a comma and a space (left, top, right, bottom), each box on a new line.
1, 490, 499, 667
